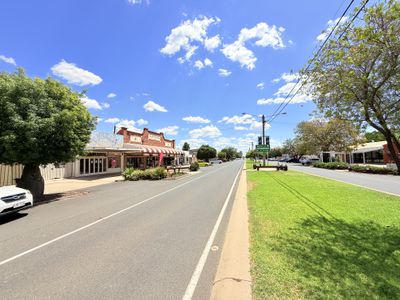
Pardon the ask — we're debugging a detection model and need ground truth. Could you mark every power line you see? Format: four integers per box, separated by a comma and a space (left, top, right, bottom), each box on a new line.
267, 0, 369, 124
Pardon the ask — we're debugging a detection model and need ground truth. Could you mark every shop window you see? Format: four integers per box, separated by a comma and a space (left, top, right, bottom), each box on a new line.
108, 157, 121, 168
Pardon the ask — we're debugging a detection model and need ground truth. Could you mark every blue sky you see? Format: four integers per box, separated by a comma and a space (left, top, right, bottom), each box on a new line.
0, 0, 364, 152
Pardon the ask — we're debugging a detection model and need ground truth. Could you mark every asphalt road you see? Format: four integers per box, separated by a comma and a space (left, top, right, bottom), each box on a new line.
0, 160, 243, 300
289, 164, 400, 196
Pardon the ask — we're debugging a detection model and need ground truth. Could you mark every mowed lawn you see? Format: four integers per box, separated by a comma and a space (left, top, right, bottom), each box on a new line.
247, 170, 400, 300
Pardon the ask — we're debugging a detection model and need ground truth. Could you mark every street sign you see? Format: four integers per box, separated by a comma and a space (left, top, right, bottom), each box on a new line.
256, 144, 270, 152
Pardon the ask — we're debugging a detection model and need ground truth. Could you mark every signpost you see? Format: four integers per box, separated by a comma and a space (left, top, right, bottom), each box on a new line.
256, 144, 270, 152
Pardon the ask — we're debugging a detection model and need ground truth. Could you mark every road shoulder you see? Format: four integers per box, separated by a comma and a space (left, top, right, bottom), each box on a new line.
210, 163, 251, 300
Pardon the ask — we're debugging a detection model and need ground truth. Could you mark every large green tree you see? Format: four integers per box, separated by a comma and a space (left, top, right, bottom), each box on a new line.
220, 147, 239, 161
295, 118, 362, 154
197, 145, 217, 162
305, 0, 400, 170
0, 69, 95, 201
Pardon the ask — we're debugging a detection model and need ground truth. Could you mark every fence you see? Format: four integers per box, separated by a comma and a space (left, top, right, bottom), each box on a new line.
0, 164, 69, 187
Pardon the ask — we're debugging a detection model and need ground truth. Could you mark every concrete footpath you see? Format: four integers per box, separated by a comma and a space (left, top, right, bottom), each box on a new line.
44, 175, 123, 195
210, 163, 252, 300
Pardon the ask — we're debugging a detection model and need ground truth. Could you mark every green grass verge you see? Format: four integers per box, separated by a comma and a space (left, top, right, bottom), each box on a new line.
247, 170, 400, 300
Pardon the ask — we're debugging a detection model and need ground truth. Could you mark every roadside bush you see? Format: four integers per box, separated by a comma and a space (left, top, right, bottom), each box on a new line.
122, 167, 168, 181
189, 162, 199, 171
349, 165, 398, 175
313, 162, 349, 170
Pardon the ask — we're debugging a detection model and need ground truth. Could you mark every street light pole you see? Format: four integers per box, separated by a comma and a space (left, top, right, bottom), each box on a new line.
262, 114, 266, 167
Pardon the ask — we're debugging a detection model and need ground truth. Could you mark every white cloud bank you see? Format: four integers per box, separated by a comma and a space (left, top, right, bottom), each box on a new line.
257, 72, 313, 105
160, 16, 221, 63
157, 125, 179, 136
51, 60, 102, 86
182, 116, 211, 124
189, 125, 222, 138
221, 22, 285, 70
143, 100, 168, 112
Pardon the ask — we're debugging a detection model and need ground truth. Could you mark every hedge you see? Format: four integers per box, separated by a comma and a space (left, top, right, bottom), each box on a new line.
349, 165, 398, 175
313, 162, 349, 170
122, 167, 168, 181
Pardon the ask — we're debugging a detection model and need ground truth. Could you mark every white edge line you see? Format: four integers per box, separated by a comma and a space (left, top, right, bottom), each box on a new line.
0, 163, 234, 267
182, 162, 243, 300
292, 168, 400, 197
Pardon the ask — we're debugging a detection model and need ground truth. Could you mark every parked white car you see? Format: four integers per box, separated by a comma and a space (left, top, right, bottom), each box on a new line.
300, 157, 320, 165
0, 186, 33, 215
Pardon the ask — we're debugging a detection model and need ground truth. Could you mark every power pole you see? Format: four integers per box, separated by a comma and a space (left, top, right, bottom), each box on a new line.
262, 114, 266, 167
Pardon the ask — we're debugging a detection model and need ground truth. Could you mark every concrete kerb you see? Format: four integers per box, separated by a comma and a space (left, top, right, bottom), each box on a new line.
210, 163, 252, 300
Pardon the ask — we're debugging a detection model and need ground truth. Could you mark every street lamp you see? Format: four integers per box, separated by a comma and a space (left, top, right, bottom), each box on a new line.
242, 112, 287, 166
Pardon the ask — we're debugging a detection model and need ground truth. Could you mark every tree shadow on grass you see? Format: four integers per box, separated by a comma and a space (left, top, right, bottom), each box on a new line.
275, 217, 400, 299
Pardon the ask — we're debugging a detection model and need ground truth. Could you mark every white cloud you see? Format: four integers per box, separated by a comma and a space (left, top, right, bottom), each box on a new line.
143, 100, 168, 112
105, 118, 120, 123
221, 22, 285, 70
204, 58, 213, 67
272, 72, 299, 83
127, 0, 150, 5
0, 55, 16, 66
204, 35, 221, 52
257, 79, 313, 105
116, 119, 141, 132
256, 82, 265, 90
102, 103, 110, 109
107, 93, 117, 98
160, 16, 220, 63
182, 116, 211, 124
234, 126, 248, 131
81, 96, 102, 110
316, 17, 348, 42
218, 68, 232, 77
194, 58, 213, 70
194, 60, 204, 70
189, 125, 222, 138
157, 125, 179, 136
137, 118, 148, 126
219, 114, 265, 131
51, 60, 102, 86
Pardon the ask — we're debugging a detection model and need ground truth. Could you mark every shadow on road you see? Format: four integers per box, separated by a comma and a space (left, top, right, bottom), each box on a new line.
0, 212, 28, 225
275, 216, 400, 299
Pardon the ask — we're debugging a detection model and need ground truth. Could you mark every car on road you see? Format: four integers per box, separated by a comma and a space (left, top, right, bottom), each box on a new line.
210, 159, 223, 165
0, 186, 33, 216
300, 157, 320, 165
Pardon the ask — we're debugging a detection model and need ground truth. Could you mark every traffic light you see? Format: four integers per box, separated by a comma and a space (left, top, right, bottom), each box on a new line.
265, 136, 270, 146
258, 136, 262, 145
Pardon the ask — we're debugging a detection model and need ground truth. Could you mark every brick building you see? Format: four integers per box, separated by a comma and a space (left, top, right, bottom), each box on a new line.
117, 127, 184, 169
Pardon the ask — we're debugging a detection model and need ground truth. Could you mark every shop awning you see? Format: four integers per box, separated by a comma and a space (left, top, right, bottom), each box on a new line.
122, 144, 184, 155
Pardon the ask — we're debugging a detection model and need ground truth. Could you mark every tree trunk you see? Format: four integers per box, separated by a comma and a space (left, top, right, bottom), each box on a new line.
15, 164, 44, 202
384, 133, 400, 174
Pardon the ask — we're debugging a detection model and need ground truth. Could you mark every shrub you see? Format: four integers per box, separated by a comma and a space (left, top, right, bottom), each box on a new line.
189, 162, 199, 171
122, 167, 168, 181
151, 167, 167, 180
349, 165, 397, 175
313, 162, 349, 170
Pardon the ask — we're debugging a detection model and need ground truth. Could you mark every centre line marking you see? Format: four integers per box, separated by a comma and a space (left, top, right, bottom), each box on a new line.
0, 163, 238, 267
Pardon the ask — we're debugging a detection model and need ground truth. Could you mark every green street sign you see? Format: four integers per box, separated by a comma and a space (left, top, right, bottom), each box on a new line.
256, 144, 270, 152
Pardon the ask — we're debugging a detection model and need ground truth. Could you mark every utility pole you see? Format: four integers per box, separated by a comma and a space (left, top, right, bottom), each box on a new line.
262, 114, 266, 167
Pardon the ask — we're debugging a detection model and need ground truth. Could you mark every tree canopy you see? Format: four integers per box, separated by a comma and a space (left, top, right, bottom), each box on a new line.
197, 145, 217, 161
0, 69, 95, 165
305, 0, 400, 169
182, 142, 190, 151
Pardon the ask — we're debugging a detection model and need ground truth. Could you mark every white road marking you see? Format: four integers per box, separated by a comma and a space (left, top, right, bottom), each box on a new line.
182, 162, 243, 300
0, 163, 236, 267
